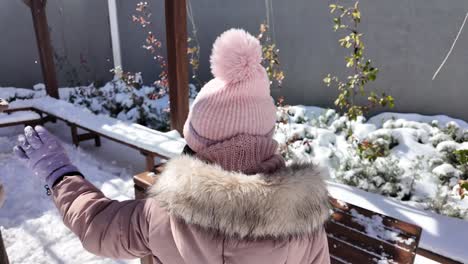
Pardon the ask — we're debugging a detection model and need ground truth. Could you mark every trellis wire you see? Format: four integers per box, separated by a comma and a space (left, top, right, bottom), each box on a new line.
432, 12, 468, 80
264, 0, 277, 42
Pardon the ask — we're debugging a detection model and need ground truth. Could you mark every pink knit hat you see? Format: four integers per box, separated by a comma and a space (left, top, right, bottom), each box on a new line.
183, 28, 277, 152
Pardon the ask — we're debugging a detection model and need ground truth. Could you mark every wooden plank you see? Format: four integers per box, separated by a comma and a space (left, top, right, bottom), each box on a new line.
165, 0, 189, 134
326, 221, 414, 263
134, 170, 161, 190
141, 152, 156, 172
328, 236, 382, 263
330, 255, 348, 264
94, 135, 101, 147
0, 119, 42, 128
77, 132, 99, 142
29, 0, 59, 99
3, 107, 37, 114
416, 248, 463, 264
330, 209, 417, 252
77, 132, 101, 147
70, 124, 79, 146
330, 198, 422, 238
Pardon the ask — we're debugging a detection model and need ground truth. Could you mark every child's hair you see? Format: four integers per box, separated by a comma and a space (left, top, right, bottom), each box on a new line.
182, 145, 196, 156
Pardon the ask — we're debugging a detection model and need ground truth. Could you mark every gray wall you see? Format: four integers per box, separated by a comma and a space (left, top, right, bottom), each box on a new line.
1, 0, 468, 121
0, 0, 113, 87
118, 0, 468, 121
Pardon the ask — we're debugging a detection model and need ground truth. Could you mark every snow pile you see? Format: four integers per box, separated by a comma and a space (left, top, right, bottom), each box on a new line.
275, 105, 468, 220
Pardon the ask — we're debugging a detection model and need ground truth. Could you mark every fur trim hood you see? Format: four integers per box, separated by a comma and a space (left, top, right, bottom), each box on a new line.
148, 155, 330, 239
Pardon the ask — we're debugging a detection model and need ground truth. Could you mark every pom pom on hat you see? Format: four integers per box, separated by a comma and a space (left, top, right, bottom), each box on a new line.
210, 28, 263, 83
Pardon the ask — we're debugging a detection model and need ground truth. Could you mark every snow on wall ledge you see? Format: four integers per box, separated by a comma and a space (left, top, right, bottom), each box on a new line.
369, 112, 468, 129
327, 181, 467, 262
9, 97, 186, 158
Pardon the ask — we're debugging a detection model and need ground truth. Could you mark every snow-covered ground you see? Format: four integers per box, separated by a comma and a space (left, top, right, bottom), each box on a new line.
0, 123, 141, 264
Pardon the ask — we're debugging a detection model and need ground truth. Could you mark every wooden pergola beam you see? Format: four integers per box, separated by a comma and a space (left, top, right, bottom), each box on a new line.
165, 0, 189, 134
27, 0, 59, 99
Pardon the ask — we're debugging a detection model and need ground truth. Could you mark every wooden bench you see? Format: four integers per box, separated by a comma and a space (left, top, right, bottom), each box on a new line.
327, 198, 421, 263
0, 99, 43, 128
133, 170, 426, 264
1, 97, 186, 171
0, 109, 44, 128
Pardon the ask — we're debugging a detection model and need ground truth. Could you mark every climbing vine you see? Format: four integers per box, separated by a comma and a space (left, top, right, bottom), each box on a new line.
257, 23, 285, 88
324, 1, 394, 120
132, 1, 169, 89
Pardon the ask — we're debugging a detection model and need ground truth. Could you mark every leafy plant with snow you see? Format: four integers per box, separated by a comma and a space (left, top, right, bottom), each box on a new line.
336, 154, 407, 198
460, 180, 468, 199
356, 138, 390, 161
454, 150, 468, 199
454, 149, 468, 178
324, 1, 394, 120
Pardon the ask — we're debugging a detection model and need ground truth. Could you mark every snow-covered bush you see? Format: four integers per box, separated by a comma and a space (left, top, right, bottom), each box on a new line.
1, 84, 45, 102
437, 141, 460, 164
68, 74, 197, 131
443, 121, 462, 141
432, 184, 468, 219
275, 105, 468, 219
355, 130, 398, 161
336, 153, 406, 198
433, 163, 462, 183
430, 132, 453, 147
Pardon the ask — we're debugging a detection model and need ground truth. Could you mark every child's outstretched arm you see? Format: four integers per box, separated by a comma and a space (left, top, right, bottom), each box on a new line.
14, 126, 157, 259
52, 175, 155, 259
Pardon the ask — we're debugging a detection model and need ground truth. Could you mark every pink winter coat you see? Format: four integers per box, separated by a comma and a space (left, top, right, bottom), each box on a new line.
52, 155, 331, 264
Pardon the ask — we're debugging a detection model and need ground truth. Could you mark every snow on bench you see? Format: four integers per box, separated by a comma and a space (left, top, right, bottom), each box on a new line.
0, 111, 41, 127
328, 181, 465, 263
0, 98, 8, 112
327, 196, 421, 263
9, 97, 186, 168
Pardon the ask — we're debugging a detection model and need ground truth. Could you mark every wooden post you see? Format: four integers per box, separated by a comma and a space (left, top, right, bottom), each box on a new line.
165, 0, 189, 134
28, 0, 59, 99
0, 230, 9, 264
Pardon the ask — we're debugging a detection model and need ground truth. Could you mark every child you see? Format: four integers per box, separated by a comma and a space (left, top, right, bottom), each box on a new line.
14, 29, 330, 264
